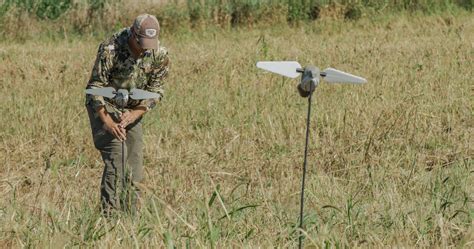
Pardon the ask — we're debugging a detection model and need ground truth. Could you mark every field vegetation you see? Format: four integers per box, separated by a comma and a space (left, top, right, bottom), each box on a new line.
0, 0, 473, 248
1, 0, 473, 39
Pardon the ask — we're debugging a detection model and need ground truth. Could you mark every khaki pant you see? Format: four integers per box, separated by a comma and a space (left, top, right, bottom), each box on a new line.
86, 105, 144, 214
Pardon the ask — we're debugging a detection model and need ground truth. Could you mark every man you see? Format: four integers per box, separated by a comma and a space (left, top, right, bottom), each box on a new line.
85, 14, 169, 214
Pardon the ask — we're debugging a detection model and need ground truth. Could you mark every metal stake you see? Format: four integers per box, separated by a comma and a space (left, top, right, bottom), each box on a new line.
121, 107, 126, 209
299, 91, 313, 249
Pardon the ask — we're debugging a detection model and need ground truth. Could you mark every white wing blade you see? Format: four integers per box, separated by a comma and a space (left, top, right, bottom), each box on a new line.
85, 87, 116, 98
256, 61, 302, 78
129, 88, 161, 100
322, 68, 367, 84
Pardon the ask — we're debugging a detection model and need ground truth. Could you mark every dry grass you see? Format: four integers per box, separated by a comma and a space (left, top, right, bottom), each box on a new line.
0, 13, 473, 247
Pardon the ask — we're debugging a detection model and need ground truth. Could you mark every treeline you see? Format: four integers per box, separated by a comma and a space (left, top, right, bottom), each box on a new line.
0, 0, 472, 39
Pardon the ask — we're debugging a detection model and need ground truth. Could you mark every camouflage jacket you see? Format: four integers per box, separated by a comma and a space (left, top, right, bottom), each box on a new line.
85, 28, 169, 116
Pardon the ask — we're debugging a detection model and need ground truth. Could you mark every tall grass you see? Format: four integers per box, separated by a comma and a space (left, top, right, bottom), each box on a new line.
0, 12, 472, 247
0, 0, 473, 39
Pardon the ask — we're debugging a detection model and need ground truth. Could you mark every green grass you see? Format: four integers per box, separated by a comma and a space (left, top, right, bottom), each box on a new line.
0, 11, 473, 248
0, 0, 473, 40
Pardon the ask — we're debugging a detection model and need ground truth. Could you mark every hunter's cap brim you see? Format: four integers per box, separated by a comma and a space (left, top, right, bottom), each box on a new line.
139, 37, 158, 50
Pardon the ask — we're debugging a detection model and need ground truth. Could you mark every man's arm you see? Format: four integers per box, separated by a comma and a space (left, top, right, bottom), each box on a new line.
86, 43, 128, 140
139, 47, 170, 111
86, 43, 114, 111
120, 48, 170, 128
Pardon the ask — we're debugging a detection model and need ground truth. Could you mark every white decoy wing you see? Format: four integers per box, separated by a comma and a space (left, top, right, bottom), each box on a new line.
85, 87, 116, 98
322, 68, 367, 84
256, 61, 302, 78
129, 88, 161, 100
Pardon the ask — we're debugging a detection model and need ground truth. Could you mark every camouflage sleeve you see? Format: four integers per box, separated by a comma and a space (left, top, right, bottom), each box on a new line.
86, 43, 114, 110
139, 47, 170, 111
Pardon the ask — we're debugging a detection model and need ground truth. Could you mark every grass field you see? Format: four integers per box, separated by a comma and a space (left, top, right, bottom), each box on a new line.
0, 11, 473, 248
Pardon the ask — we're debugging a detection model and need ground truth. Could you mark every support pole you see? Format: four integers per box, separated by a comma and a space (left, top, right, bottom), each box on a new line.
121, 107, 126, 206
299, 91, 313, 249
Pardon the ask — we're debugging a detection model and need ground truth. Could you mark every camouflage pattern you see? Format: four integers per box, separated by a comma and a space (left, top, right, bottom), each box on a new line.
133, 14, 160, 49
133, 14, 160, 34
86, 28, 169, 116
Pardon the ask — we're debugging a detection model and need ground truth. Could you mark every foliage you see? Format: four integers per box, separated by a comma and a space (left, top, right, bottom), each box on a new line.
0, 0, 472, 37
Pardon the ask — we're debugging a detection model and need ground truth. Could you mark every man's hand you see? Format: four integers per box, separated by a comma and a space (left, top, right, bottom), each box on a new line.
103, 120, 127, 141
96, 106, 127, 141
119, 107, 146, 128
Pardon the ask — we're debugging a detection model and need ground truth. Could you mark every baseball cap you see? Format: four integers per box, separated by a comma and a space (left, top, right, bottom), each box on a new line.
132, 14, 160, 50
